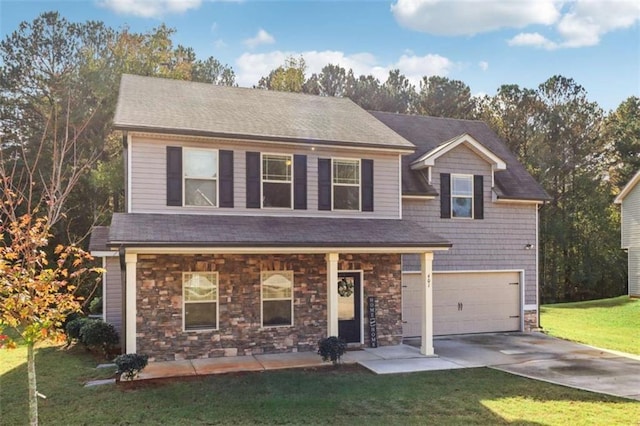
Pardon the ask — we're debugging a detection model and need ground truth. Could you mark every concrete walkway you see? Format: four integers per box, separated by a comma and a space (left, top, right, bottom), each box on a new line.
129, 333, 640, 402
137, 345, 437, 380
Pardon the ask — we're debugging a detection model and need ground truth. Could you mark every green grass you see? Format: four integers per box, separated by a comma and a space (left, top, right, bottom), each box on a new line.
541, 296, 640, 355
2, 343, 639, 425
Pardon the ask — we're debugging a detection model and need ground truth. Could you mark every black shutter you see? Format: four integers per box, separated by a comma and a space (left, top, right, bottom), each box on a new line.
474, 175, 484, 220
361, 159, 374, 212
166, 146, 182, 206
293, 154, 307, 210
318, 158, 331, 210
246, 152, 260, 208
219, 150, 234, 208
440, 173, 451, 219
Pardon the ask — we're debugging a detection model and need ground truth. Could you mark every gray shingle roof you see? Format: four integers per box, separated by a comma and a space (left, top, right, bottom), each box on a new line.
107, 213, 450, 249
370, 112, 550, 201
89, 226, 110, 252
114, 74, 415, 151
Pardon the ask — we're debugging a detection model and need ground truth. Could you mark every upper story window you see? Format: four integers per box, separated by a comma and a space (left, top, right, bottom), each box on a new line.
333, 159, 360, 211
451, 174, 473, 218
183, 272, 218, 331
262, 154, 292, 208
440, 172, 483, 220
184, 148, 218, 207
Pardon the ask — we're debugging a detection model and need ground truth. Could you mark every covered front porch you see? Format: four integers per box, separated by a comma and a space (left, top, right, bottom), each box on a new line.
102, 213, 450, 361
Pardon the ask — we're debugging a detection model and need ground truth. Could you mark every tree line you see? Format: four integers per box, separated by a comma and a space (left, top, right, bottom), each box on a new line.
2, 12, 638, 303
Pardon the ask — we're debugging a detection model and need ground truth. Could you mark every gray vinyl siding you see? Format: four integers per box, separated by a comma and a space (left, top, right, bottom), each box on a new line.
129, 134, 401, 218
402, 144, 539, 306
629, 248, 640, 297
621, 183, 640, 250
105, 257, 123, 334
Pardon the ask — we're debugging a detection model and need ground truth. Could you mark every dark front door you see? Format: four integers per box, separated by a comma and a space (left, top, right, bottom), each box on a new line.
337, 272, 361, 343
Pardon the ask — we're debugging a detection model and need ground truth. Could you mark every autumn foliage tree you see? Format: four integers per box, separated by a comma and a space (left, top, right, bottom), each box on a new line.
0, 192, 98, 425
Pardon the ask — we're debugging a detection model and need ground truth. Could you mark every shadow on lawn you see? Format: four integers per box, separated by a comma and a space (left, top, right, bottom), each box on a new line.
3, 346, 636, 425
541, 295, 637, 310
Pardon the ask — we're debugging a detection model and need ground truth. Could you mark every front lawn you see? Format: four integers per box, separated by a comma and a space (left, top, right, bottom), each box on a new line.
2, 343, 639, 425
540, 295, 640, 355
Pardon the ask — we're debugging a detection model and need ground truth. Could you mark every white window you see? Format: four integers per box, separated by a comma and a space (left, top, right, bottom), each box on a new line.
333, 159, 360, 210
184, 148, 218, 207
261, 271, 293, 327
262, 154, 292, 208
451, 174, 473, 218
183, 272, 218, 330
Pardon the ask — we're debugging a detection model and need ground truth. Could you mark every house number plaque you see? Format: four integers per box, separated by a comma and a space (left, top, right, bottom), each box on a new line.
368, 296, 377, 348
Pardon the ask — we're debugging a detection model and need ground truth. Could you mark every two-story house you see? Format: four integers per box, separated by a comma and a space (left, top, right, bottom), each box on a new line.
90, 74, 548, 362
615, 170, 640, 297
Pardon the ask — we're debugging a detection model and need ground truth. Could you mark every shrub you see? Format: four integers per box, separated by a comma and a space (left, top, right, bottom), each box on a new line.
318, 336, 347, 366
65, 317, 89, 342
89, 296, 102, 315
79, 319, 119, 356
115, 353, 149, 380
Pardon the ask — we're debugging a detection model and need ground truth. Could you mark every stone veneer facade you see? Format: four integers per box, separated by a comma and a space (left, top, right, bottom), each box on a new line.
523, 309, 539, 332
136, 253, 402, 361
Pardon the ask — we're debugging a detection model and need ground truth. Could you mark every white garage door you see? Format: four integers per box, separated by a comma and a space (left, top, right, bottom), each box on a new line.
402, 271, 521, 337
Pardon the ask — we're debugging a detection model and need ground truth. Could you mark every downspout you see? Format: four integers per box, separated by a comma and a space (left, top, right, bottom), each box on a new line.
118, 245, 126, 353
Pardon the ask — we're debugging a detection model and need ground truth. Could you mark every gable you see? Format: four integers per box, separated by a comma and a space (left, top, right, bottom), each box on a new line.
369, 111, 550, 202
615, 170, 640, 204
410, 133, 506, 172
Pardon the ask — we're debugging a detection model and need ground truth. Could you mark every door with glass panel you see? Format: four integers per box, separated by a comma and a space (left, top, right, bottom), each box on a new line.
337, 272, 361, 343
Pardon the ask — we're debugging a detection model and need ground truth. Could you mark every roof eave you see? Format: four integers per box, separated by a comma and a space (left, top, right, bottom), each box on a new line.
614, 170, 640, 203
114, 124, 416, 153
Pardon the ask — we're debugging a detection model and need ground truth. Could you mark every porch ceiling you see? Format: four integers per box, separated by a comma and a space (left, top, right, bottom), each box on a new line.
106, 213, 451, 251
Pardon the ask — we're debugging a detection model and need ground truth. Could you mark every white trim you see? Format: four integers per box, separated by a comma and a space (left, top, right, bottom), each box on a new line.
338, 269, 364, 345
91, 250, 119, 257
127, 134, 132, 213
431, 269, 524, 274
535, 203, 540, 312
402, 195, 436, 200
101, 257, 107, 322
260, 152, 294, 210
260, 270, 294, 328
331, 157, 361, 212
120, 246, 450, 255
183, 147, 219, 208
398, 155, 402, 219
128, 131, 415, 154
523, 304, 538, 311
493, 195, 544, 205
520, 270, 526, 332
125, 253, 137, 354
410, 133, 507, 171
127, 210, 402, 219
614, 169, 640, 203
182, 271, 219, 332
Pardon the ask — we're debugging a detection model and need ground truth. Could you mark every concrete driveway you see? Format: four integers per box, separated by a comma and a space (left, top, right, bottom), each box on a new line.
431, 332, 640, 401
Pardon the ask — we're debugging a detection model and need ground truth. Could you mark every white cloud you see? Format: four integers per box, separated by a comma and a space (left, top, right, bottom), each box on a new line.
556, 0, 640, 48
97, 0, 201, 18
235, 50, 454, 88
508, 32, 558, 50
392, 0, 640, 49
478, 61, 489, 71
391, 0, 559, 36
214, 39, 227, 49
244, 29, 276, 49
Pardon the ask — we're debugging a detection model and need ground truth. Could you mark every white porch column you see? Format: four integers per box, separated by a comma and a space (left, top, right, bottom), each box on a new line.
125, 253, 138, 354
420, 252, 435, 356
326, 252, 339, 337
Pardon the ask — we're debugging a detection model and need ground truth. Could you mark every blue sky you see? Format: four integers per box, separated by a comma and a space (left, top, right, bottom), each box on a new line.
1, 0, 639, 111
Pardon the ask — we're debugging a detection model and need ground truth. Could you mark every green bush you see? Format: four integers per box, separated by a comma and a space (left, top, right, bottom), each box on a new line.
79, 319, 119, 356
89, 296, 102, 315
65, 317, 90, 342
115, 353, 149, 380
318, 336, 347, 365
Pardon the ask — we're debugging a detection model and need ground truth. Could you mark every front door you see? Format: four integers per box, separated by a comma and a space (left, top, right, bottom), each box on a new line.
337, 272, 361, 343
